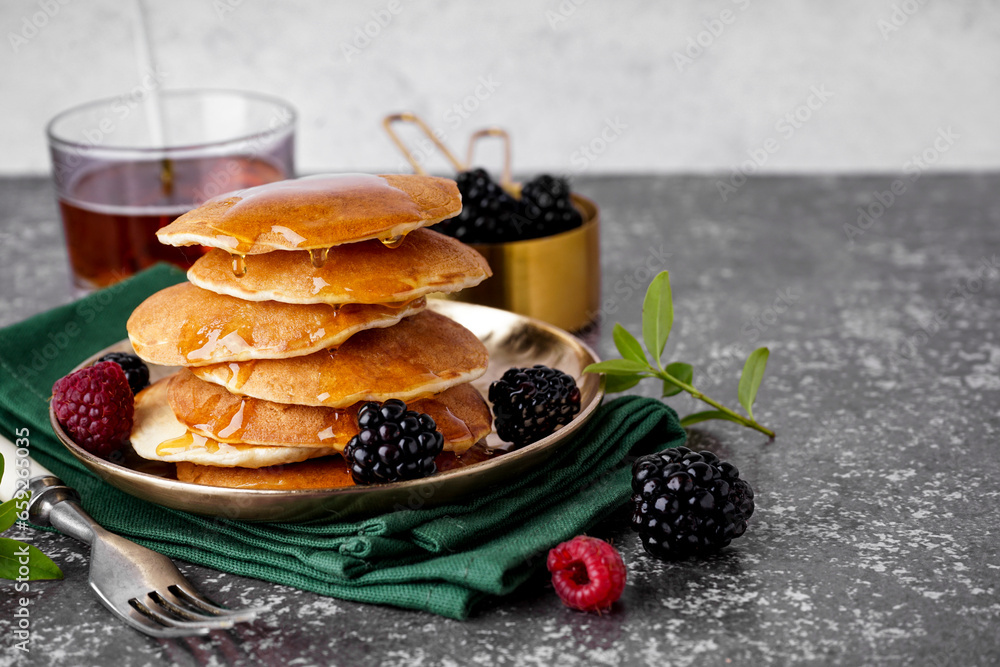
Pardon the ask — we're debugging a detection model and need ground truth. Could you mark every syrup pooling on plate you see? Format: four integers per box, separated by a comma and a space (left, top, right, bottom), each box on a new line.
201, 174, 426, 255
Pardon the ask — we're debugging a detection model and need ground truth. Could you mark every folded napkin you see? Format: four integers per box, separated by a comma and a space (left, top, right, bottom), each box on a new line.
0, 265, 686, 619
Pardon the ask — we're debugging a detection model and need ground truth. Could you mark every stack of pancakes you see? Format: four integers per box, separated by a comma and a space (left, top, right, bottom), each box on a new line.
125, 174, 494, 489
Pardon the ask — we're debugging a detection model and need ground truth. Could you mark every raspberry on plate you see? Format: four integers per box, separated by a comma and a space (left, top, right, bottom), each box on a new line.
488, 365, 581, 448
630, 447, 755, 559
344, 399, 444, 485
51, 361, 134, 461
547, 535, 626, 613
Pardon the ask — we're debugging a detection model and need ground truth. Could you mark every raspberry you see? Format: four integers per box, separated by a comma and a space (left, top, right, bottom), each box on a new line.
344, 399, 444, 484
488, 365, 581, 448
51, 361, 134, 460
96, 352, 150, 395
630, 447, 755, 559
547, 536, 626, 613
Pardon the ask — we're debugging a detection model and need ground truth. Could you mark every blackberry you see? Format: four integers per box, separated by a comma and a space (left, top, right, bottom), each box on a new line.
517, 174, 582, 239
439, 168, 518, 244
631, 447, 754, 559
96, 352, 149, 395
488, 365, 581, 448
344, 399, 444, 485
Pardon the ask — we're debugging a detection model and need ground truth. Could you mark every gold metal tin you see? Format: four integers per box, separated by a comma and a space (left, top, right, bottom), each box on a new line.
49, 301, 604, 522
445, 194, 600, 333
383, 113, 602, 332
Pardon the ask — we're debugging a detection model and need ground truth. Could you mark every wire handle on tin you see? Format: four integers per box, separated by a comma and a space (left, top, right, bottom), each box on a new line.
466, 127, 513, 191
382, 112, 467, 175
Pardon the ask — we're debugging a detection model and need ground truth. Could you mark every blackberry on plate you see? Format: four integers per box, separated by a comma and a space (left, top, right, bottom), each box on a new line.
439, 168, 518, 244
488, 365, 581, 448
630, 447, 755, 559
344, 399, 444, 485
517, 174, 583, 239
96, 352, 149, 395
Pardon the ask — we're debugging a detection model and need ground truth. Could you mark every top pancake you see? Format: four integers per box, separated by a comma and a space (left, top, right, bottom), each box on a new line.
187, 227, 492, 305
127, 282, 426, 366
156, 174, 461, 254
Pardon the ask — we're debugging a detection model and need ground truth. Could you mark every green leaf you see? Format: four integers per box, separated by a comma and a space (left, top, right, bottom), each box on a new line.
642, 271, 674, 368
0, 537, 63, 581
584, 359, 649, 376
604, 373, 642, 394
0, 446, 4, 481
679, 410, 746, 428
0, 494, 27, 534
661, 362, 693, 397
738, 347, 770, 420
612, 323, 647, 365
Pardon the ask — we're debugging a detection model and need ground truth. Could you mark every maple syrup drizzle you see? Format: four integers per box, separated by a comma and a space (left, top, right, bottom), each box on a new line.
309, 247, 330, 268
379, 234, 405, 249
231, 253, 247, 277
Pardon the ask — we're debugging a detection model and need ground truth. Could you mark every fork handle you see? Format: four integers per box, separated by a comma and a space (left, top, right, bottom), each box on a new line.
27, 476, 104, 546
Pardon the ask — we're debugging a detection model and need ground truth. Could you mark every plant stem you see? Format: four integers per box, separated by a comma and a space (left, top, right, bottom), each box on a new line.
659, 371, 776, 438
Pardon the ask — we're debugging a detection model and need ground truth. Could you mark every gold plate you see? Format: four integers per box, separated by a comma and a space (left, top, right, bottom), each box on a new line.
49, 301, 604, 522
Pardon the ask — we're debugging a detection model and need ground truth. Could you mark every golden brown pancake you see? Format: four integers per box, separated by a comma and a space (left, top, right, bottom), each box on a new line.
156, 174, 461, 254
127, 283, 426, 367
131, 380, 336, 467
187, 228, 491, 305
168, 370, 492, 453
175, 446, 496, 490
175, 457, 355, 490
189, 310, 488, 408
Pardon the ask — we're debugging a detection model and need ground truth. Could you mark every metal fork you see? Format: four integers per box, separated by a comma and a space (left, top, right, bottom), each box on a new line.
0, 438, 265, 637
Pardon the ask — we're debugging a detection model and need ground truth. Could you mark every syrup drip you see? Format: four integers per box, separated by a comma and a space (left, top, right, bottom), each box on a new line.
380, 234, 405, 249
231, 253, 247, 277
309, 247, 330, 268
155, 431, 217, 456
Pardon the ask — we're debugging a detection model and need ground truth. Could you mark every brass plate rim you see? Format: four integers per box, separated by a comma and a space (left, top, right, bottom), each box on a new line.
49, 301, 605, 521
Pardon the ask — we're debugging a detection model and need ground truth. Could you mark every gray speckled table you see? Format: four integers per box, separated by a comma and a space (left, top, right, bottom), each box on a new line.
2, 174, 1000, 666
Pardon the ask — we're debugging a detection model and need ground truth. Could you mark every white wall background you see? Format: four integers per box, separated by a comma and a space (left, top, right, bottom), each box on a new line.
1, 0, 998, 176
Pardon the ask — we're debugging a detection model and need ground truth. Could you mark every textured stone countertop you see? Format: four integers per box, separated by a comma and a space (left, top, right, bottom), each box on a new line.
1, 174, 999, 666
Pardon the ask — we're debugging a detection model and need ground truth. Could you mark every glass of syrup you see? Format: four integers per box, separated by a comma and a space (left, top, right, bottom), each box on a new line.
47, 89, 296, 294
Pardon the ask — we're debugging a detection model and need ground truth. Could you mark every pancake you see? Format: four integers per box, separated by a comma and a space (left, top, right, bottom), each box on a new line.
175, 446, 496, 490
156, 174, 461, 254
131, 380, 335, 467
187, 228, 491, 305
167, 370, 492, 453
175, 458, 355, 490
127, 283, 426, 367
189, 310, 488, 408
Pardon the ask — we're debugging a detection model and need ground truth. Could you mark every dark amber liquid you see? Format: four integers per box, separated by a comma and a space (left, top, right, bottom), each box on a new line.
59, 156, 286, 290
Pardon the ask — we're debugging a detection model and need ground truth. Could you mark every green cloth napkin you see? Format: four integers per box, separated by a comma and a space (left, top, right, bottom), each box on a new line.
0, 265, 686, 619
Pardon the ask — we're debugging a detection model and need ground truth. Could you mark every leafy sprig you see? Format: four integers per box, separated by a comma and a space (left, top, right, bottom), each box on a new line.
0, 451, 63, 581
585, 271, 775, 438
